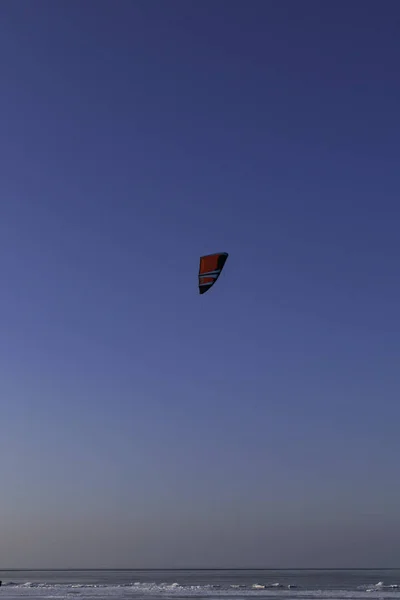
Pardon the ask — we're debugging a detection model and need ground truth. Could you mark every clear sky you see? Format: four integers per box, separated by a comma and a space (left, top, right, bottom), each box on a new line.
1, 0, 400, 569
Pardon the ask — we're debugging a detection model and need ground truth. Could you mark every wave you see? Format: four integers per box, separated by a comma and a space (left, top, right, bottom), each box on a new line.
365, 583, 400, 593
1, 580, 400, 597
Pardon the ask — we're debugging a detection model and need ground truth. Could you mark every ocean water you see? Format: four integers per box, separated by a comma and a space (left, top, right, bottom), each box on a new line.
1, 570, 400, 600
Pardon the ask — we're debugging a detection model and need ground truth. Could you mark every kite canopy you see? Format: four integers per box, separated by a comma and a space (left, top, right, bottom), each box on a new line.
199, 252, 228, 294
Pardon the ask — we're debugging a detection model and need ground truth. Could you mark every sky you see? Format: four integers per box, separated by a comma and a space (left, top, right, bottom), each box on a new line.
1, 0, 400, 569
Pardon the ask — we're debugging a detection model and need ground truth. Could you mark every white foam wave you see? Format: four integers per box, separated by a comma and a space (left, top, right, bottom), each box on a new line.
1, 580, 399, 598
365, 582, 400, 593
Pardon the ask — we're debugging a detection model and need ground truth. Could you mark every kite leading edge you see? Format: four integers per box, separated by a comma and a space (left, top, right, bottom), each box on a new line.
198, 252, 228, 294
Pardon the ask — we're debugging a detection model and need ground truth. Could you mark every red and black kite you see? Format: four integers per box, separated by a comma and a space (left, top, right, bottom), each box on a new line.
198, 252, 228, 294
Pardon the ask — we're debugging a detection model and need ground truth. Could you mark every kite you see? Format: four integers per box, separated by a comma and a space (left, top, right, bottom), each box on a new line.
198, 252, 228, 294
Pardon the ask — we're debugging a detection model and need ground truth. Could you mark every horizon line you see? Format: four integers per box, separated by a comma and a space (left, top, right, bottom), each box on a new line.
1, 567, 399, 571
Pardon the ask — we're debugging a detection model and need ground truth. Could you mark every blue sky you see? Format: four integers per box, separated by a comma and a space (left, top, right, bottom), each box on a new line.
1, 0, 400, 568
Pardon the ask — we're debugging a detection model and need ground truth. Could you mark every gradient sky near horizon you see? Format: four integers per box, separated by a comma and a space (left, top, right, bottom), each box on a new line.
1, 0, 400, 569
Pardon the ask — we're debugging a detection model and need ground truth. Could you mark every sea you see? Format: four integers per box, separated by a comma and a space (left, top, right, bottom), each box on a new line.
0, 570, 400, 600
